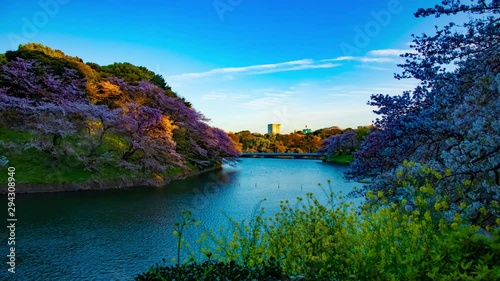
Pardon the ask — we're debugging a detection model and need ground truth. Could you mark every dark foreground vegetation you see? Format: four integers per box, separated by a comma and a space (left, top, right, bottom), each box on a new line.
136, 259, 284, 281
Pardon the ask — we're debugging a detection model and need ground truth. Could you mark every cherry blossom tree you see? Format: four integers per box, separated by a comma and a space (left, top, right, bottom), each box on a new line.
117, 103, 182, 173
105, 78, 239, 168
0, 59, 84, 150
317, 130, 360, 156
347, 0, 499, 225
0, 58, 119, 170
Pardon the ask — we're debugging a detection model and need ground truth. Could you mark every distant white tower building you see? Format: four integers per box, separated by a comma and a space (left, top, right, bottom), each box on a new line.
268, 123, 281, 135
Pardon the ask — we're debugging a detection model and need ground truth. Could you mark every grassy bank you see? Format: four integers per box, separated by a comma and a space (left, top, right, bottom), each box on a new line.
0, 128, 216, 192
324, 153, 354, 165
0, 128, 136, 184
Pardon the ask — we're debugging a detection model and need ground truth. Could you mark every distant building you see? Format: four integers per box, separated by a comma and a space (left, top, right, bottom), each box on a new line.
294, 128, 312, 134
294, 125, 312, 134
268, 123, 281, 135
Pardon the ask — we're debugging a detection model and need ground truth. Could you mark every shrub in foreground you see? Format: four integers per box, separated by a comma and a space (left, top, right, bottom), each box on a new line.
139, 166, 499, 280
135, 258, 285, 281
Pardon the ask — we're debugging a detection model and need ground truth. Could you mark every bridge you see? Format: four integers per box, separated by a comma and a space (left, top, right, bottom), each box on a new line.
240, 152, 324, 160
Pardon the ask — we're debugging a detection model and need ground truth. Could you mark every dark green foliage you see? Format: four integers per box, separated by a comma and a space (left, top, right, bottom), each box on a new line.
151, 73, 187, 103
100, 62, 155, 82
234, 130, 323, 153
178, 96, 192, 107
100, 62, 185, 101
425, 228, 500, 280
5, 43, 99, 80
0, 54, 7, 65
86, 62, 101, 72
5, 49, 75, 77
150, 73, 169, 90
312, 126, 343, 139
135, 259, 285, 281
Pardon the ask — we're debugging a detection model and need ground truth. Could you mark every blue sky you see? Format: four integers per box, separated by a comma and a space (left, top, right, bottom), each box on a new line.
1, 0, 449, 133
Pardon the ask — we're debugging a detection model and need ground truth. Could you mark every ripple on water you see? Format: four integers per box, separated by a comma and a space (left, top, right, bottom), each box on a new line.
10, 158, 361, 280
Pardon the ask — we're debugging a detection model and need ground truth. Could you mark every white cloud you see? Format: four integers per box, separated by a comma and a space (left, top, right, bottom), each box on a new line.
168, 48, 413, 81
201, 92, 250, 101
240, 89, 297, 110
321, 56, 356, 62
355, 64, 392, 71
359, 57, 397, 63
243, 96, 283, 109
325, 80, 419, 98
252, 62, 340, 74
367, 49, 415, 56
169, 59, 334, 79
201, 93, 226, 100
322, 56, 397, 63
264, 93, 290, 97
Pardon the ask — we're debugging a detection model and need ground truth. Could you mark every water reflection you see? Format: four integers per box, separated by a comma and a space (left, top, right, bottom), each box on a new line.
6, 158, 360, 280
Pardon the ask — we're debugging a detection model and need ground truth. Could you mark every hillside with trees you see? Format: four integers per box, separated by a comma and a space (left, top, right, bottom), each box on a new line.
230, 131, 322, 153
231, 125, 371, 155
0, 43, 240, 190
317, 125, 371, 164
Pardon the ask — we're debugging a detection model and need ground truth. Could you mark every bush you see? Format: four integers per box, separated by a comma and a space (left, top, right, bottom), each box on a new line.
140, 167, 499, 280
135, 258, 285, 281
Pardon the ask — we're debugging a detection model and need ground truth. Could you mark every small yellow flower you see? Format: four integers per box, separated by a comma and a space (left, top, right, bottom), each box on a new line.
424, 211, 432, 222
396, 169, 403, 178
416, 196, 426, 207
377, 191, 384, 199
366, 190, 375, 200
434, 202, 442, 211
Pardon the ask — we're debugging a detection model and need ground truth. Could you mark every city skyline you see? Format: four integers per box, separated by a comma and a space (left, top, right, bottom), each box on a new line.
1, 0, 457, 133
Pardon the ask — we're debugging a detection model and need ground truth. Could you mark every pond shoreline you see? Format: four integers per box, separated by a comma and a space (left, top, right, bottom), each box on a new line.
1, 164, 222, 194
